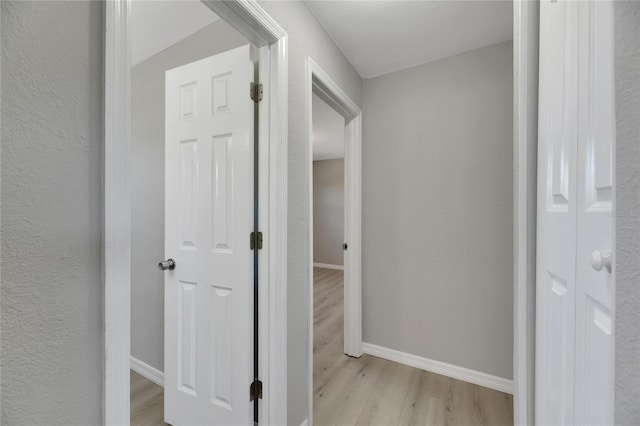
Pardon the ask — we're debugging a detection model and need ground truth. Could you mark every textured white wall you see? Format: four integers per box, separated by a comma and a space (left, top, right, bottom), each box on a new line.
256, 2, 363, 424
131, 19, 246, 373
614, 2, 640, 424
313, 159, 344, 266
362, 42, 514, 380
1, 1, 103, 423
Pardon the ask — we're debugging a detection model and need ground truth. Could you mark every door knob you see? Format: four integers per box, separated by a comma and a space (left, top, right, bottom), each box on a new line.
158, 258, 176, 271
590, 250, 612, 273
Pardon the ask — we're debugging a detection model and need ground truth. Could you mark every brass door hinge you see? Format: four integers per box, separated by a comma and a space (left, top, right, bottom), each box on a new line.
250, 82, 263, 103
250, 231, 263, 250
250, 379, 263, 401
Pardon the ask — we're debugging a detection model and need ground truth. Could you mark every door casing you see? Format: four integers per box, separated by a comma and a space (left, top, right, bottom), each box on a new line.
103, 1, 288, 425
514, 1, 540, 425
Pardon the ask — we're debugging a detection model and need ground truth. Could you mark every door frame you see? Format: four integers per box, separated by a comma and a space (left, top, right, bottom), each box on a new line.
306, 57, 363, 424
514, 1, 539, 425
103, 1, 288, 425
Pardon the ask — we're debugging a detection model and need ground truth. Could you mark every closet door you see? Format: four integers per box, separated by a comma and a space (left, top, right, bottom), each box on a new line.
537, 1, 615, 424
575, 1, 615, 424
536, 1, 579, 424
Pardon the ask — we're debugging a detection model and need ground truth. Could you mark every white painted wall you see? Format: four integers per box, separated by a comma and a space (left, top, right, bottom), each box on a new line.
312, 92, 345, 160
1, 1, 103, 423
131, 20, 246, 372
362, 41, 514, 380
313, 159, 344, 266
614, 2, 640, 423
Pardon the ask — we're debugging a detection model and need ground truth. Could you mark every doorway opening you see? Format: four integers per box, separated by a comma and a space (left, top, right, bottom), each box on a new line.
305, 4, 523, 422
306, 58, 363, 423
129, 3, 258, 424
310, 92, 347, 422
104, 1, 288, 424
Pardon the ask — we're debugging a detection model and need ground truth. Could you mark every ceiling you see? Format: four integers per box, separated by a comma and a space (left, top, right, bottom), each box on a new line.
313, 93, 345, 161
131, 1, 219, 66
305, 1, 513, 79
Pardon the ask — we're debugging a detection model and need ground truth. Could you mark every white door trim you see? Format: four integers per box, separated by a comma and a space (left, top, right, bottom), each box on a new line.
306, 57, 362, 426
104, 1, 288, 424
514, 1, 539, 425
313, 263, 344, 271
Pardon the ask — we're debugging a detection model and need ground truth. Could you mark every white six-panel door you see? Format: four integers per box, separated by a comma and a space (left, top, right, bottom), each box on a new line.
164, 45, 254, 426
537, 1, 615, 424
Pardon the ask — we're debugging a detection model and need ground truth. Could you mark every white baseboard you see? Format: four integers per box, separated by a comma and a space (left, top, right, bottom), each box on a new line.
130, 356, 164, 388
313, 262, 344, 270
362, 342, 514, 395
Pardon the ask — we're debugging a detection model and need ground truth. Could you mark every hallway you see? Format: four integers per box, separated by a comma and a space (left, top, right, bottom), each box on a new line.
312, 267, 514, 425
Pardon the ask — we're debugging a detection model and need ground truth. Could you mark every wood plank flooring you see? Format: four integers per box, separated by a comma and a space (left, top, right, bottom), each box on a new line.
131, 267, 513, 425
131, 371, 168, 426
313, 267, 513, 426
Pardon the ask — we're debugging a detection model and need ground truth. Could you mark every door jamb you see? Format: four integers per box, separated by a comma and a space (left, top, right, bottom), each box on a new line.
104, 1, 288, 424
514, 1, 539, 425
306, 57, 363, 425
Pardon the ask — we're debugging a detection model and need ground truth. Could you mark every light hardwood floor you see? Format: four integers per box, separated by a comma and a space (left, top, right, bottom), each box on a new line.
131, 371, 168, 426
313, 267, 513, 426
131, 267, 512, 426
